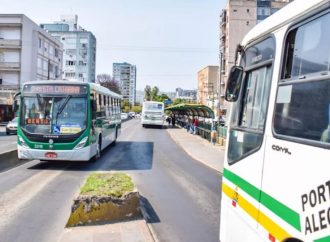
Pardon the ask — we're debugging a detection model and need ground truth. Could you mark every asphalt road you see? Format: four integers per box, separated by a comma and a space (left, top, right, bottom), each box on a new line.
0, 126, 17, 152
0, 119, 221, 242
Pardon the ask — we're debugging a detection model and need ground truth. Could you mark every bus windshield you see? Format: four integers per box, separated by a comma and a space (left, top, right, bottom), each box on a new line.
144, 102, 164, 111
21, 96, 87, 135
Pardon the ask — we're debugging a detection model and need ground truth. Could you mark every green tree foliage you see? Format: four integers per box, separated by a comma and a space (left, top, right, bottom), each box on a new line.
173, 98, 186, 105
155, 93, 170, 103
97, 74, 121, 94
144, 85, 151, 101
151, 86, 159, 100
131, 106, 142, 113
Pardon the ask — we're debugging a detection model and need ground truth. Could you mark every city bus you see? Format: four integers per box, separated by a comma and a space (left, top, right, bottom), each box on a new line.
14, 80, 121, 161
141, 101, 164, 128
220, 0, 330, 241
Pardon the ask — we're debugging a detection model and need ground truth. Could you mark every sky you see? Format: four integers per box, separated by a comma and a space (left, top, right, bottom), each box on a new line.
2, 0, 226, 92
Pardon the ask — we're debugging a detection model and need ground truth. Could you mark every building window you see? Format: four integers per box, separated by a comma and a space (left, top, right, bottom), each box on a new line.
55, 48, 59, 57
38, 38, 42, 48
66, 60, 76, 66
65, 72, 75, 78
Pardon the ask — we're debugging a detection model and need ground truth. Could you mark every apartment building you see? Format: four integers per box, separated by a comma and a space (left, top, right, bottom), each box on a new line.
41, 15, 96, 83
0, 14, 63, 122
175, 87, 197, 102
219, 0, 292, 116
113, 62, 136, 106
197, 66, 219, 116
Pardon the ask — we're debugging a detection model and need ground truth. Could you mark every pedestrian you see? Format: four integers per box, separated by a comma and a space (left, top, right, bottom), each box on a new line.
186, 117, 190, 132
171, 115, 176, 127
166, 116, 171, 126
193, 117, 198, 135
211, 122, 217, 145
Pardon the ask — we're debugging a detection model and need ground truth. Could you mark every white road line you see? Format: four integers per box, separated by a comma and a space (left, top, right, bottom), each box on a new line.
0, 169, 64, 232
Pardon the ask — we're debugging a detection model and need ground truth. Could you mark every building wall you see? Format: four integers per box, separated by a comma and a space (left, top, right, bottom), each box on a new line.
41, 15, 96, 82
219, 0, 292, 117
113, 62, 136, 106
197, 66, 219, 114
0, 14, 62, 89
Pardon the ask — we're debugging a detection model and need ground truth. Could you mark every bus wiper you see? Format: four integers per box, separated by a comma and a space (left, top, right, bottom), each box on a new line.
55, 95, 72, 125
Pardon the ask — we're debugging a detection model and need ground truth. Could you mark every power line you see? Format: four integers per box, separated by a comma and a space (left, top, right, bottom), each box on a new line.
98, 45, 217, 53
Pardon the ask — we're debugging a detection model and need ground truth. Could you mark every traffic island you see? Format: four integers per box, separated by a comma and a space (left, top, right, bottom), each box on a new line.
66, 172, 141, 227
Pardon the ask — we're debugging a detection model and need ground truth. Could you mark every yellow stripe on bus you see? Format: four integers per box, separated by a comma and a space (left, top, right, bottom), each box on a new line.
222, 183, 292, 241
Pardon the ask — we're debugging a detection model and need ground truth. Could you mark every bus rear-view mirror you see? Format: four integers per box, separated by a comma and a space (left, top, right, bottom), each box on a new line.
225, 66, 244, 102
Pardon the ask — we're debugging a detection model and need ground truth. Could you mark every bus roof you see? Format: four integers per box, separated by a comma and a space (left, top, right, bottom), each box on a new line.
22, 80, 122, 99
242, 0, 330, 46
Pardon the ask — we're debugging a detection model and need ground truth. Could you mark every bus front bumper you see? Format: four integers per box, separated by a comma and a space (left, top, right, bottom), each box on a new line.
18, 145, 92, 161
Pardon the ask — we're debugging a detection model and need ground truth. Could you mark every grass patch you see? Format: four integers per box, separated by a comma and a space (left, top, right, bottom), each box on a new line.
80, 173, 134, 198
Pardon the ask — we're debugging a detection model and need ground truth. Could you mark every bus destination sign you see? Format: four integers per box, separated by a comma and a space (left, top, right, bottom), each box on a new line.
24, 84, 87, 95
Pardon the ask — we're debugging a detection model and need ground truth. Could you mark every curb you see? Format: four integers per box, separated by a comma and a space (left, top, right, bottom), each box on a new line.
0, 149, 29, 172
139, 196, 159, 242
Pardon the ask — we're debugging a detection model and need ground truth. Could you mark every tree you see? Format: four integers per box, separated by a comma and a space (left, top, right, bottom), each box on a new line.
155, 93, 170, 103
97, 74, 121, 94
144, 85, 151, 101
151, 86, 159, 101
131, 106, 142, 113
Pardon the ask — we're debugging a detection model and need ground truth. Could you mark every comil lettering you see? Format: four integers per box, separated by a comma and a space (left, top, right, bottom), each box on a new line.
301, 180, 330, 235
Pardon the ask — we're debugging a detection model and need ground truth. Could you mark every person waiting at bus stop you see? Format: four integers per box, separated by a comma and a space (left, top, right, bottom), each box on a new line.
171, 114, 176, 127
193, 117, 198, 135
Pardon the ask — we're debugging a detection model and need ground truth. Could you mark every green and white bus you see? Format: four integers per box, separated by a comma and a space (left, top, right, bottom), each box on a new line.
14, 80, 121, 161
220, 0, 330, 241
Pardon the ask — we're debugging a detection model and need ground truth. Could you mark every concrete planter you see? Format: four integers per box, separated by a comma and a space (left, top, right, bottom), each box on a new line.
66, 191, 141, 227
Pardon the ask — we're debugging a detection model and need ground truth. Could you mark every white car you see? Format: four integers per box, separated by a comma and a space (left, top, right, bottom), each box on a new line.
6, 117, 18, 135
121, 113, 128, 120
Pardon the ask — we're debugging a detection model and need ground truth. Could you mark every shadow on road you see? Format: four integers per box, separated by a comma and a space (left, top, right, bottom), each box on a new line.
140, 195, 161, 224
27, 141, 154, 171
105, 141, 154, 171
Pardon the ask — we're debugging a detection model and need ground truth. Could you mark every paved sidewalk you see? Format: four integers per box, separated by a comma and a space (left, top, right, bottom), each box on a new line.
167, 126, 225, 173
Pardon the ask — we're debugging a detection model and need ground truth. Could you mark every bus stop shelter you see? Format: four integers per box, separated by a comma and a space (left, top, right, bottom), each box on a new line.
165, 104, 215, 119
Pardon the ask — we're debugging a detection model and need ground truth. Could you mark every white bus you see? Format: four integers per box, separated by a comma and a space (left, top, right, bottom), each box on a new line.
220, 0, 330, 241
141, 101, 164, 128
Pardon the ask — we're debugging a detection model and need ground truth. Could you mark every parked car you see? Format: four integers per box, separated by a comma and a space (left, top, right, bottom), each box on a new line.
6, 117, 18, 135
121, 113, 129, 120
128, 111, 136, 118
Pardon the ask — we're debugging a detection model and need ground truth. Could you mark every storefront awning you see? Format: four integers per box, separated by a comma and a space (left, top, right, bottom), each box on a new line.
165, 104, 215, 119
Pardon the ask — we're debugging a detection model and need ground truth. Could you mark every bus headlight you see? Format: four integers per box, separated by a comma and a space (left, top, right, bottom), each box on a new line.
18, 136, 29, 148
74, 137, 88, 150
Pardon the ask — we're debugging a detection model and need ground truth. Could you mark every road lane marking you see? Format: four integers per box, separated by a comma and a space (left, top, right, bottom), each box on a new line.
0, 169, 64, 232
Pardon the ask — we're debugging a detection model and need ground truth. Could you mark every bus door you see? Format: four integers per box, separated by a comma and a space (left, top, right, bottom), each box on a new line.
222, 38, 274, 241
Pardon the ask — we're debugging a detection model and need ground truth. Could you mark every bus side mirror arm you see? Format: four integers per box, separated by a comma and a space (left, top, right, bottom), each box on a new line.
12, 92, 21, 113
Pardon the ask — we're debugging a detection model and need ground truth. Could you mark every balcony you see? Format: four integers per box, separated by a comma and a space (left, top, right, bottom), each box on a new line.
0, 62, 20, 71
0, 39, 21, 49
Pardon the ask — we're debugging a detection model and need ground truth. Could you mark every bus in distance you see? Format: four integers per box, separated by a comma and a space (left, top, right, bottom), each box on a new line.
15, 80, 122, 161
141, 101, 164, 128
220, 0, 330, 241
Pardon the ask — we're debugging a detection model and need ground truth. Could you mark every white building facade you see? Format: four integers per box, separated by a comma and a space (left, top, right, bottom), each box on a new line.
0, 14, 63, 122
113, 62, 136, 106
41, 15, 96, 83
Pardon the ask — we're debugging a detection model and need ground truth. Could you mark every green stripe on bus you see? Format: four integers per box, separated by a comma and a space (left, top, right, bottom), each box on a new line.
223, 168, 301, 231
314, 236, 330, 242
